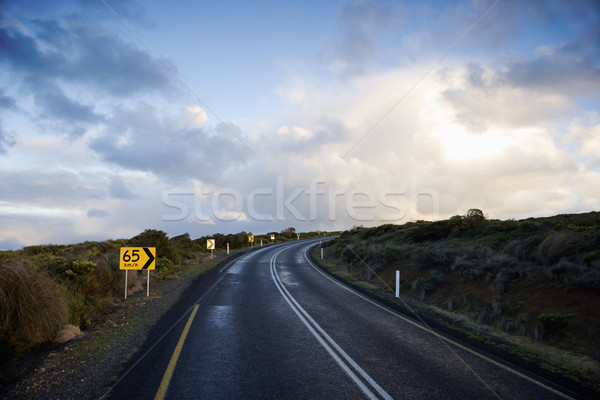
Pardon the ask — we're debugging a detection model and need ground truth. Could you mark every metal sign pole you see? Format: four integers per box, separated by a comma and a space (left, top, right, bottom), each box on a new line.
147, 270, 150, 297
124, 270, 128, 300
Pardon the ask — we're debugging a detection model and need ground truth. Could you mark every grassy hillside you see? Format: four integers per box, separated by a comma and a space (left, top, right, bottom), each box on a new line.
319, 211, 600, 385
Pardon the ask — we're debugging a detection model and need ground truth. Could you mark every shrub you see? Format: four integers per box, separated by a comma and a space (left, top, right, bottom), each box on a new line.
412, 248, 455, 269
68, 291, 113, 330
130, 229, 179, 263
537, 313, 575, 342
583, 250, 600, 268
537, 231, 582, 266
153, 257, 179, 280
0, 262, 69, 361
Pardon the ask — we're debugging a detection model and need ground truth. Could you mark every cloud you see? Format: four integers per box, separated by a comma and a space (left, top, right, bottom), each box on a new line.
441, 63, 573, 131
109, 176, 137, 199
176, 105, 208, 130
87, 208, 109, 218
0, 17, 172, 98
500, 40, 600, 97
0, 170, 104, 206
567, 112, 600, 167
35, 85, 104, 125
0, 90, 17, 110
0, 123, 16, 154
322, 0, 404, 77
89, 104, 254, 182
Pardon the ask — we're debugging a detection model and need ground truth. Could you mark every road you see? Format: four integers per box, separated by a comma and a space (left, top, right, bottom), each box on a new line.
109, 239, 576, 399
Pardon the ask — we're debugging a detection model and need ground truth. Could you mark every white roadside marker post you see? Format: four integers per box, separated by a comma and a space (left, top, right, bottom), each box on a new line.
227, 242, 229, 255
395, 270, 400, 298
321, 247, 323, 259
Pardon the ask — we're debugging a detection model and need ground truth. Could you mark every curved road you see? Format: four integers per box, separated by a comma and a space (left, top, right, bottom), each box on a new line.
109, 239, 575, 399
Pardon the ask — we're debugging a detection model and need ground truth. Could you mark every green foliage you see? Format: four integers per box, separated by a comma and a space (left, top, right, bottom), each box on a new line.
0, 262, 69, 361
538, 231, 584, 266
583, 250, 600, 268
130, 229, 179, 263
465, 208, 485, 224
416, 270, 446, 292
68, 292, 109, 330
506, 300, 525, 315
280, 227, 296, 239
153, 257, 180, 280
170, 233, 204, 260
537, 313, 575, 341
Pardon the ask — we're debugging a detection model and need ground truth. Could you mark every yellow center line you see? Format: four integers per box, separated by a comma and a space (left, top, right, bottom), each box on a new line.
219, 256, 241, 273
154, 304, 199, 400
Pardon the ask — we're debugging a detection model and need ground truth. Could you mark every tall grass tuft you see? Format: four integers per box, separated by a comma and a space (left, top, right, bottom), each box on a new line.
0, 261, 68, 361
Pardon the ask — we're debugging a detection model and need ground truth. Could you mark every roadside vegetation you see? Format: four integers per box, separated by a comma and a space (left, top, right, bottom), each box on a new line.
0, 227, 325, 365
317, 210, 600, 391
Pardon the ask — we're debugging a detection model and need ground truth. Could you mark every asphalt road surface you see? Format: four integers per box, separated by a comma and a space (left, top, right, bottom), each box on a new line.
109, 239, 577, 400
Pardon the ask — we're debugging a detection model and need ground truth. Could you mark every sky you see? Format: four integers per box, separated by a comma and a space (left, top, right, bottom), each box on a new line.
0, 0, 599, 249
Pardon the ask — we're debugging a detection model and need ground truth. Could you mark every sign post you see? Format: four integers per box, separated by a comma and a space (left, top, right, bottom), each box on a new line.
120, 247, 156, 299
207, 239, 215, 259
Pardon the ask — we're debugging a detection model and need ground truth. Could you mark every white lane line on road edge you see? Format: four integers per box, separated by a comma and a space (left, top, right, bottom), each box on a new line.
270, 248, 393, 400
303, 246, 575, 400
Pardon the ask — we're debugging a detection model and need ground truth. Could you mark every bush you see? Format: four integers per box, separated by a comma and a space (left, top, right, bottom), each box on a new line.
153, 257, 180, 280
583, 250, 600, 268
537, 231, 582, 266
130, 229, 179, 263
0, 262, 69, 361
537, 313, 575, 342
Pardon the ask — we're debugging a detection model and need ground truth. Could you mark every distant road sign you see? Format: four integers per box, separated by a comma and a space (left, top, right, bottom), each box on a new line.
120, 247, 156, 270
207, 239, 215, 250
248, 235, 254, 243
270, 234, 275, 240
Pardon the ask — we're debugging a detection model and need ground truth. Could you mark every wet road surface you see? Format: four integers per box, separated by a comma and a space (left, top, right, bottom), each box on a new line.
109, 239, 575, 399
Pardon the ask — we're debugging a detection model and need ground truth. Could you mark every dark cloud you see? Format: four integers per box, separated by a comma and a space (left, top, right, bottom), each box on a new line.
0, 122, 16, 154
87, 208, 109, 218
0, 91, 17, 110
89, 104, 253, 182
500, 40, 600, 96
0, 17, 172, 98
35, 86, 104, 124
109, 176, 137, 199
323, 0, 404, 77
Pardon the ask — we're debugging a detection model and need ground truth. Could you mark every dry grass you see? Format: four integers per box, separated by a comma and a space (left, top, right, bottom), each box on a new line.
0, 261, 69, 361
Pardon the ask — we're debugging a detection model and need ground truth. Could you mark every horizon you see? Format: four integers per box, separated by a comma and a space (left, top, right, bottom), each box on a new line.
1, 0, 599, 250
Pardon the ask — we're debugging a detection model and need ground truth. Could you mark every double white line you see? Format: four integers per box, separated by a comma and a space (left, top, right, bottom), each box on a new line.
270, 247, 393, 400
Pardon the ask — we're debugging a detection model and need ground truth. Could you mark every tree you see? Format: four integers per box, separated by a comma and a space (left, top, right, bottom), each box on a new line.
130, 229, 179, 263
280, 227, 296, 239
465, 209, 485, 224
